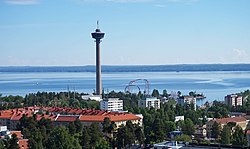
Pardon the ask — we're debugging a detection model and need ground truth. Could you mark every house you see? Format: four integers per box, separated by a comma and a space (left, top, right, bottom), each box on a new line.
194, 125, 207, 138
138, 97, 160, 109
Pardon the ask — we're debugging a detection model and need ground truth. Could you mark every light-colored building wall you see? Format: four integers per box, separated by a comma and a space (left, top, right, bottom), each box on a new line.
100, 98, 123, 111
177, 96, 197, 111
138, 97, 160, 109
206, 117, 248, 138
225, 94, 243, 107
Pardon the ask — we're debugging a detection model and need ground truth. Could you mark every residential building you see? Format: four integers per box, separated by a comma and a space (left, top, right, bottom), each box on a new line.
194, 125, 207, 138
225, 94, 243, 107
100, 98, 123, 111
0, 126, 28, 149
177, 96, 197, 111
206, 116, 248, 138
0, 106, 142, 130
138, 97, 160, 109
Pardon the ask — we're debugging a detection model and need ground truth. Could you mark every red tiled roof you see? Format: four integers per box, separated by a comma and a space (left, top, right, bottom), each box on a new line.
9, 131, 22, 139
19, 139, 29, 149
215, 116, 246, 124
0, 106, 141, 123
56, 115, 78, 122
79, 113, 141, 122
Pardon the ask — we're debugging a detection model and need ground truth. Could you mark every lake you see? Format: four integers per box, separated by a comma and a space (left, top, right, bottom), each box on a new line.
0, 71, 250, 105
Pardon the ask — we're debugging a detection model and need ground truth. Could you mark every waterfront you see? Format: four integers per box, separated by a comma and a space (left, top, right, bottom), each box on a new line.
0, 71, 250, 104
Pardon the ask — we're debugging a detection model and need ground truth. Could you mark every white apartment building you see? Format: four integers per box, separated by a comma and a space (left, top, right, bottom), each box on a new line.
177, 96, 197, 111
225, 94, 243, 107
100, 98, 123, 111
138, 97, 160, 109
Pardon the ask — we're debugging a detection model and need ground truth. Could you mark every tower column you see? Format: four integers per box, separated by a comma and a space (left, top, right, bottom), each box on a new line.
96, 39, 101, 95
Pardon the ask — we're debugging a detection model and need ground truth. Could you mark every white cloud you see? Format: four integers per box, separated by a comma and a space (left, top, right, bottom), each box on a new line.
5, 0, 38, 5
233, 49, 249, 61
154, 4, 166, 7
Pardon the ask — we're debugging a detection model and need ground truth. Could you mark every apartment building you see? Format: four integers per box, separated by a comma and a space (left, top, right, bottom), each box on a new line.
100, 98, 123, 111
225, 94, 243, 107
138, 97, 160, 109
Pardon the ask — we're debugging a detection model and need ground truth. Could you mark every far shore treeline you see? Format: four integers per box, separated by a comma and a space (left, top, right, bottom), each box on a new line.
1, 64, 250, 72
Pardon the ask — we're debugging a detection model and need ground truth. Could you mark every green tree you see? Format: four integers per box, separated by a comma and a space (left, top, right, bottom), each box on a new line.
152, 89, 160, 98
68, 122, 76, 135
7, 134, 19, 149
95, 138, 110, 149
134, 125, 145, 146
211, 122, 221, 139
81, 127, 90, 149
181, 118, 195, 136
175, 134, 191, 142
28, 130, 43, 149
46, 126, 81, 149
0, 140, 5, 149
221, 125, 231, 144
152, 118, 164, 141
164, 121, 176, 134
74, 119, 83, 133
163, 89, 168, 97
89, 123, 102, 148
232, 125, 247, 146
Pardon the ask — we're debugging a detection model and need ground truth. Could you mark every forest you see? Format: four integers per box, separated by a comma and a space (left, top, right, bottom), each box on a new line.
0, 89, 250, 148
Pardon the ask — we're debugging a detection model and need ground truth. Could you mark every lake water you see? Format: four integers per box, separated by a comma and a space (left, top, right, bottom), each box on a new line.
0, 71, 250, 104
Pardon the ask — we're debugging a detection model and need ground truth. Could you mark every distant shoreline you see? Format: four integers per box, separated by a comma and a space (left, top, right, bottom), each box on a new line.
1, 64, 250, 72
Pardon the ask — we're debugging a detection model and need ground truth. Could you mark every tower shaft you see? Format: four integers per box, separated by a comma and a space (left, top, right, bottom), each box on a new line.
96, 39, 101, 95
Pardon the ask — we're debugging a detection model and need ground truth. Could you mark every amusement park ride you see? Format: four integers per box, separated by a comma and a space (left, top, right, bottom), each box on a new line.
124, 79, 150, 95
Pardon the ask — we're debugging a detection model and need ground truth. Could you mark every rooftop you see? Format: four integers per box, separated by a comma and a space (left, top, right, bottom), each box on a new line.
0, 106, 141, 123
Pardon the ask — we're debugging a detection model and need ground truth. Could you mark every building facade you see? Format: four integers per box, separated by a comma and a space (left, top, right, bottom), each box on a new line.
0, 106, 142, 130
100, 98, 123, 111
225, 94, 243, 107
177, 96, 197, 111
138, 97, 160, 109
206, 116, 248, 138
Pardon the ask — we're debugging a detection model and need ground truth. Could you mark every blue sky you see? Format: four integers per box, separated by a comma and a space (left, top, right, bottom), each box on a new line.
0, 0, 250, 66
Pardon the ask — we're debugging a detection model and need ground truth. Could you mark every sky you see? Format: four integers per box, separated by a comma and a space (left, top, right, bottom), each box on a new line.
0, 0, 250, 66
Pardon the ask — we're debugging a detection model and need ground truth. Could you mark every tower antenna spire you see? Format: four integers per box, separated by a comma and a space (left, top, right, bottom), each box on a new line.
97, 20, 99, 29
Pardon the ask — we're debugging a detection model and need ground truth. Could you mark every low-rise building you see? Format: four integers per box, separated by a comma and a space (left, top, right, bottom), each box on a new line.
0, 126, 28, 149
206, 116, 248, 138
194, 125, 206, 138
138, 97, 160, 109
0, 106, 142, 130
225, 94, 243, 107
100, 98, 123, 111
81, 94, 102, 102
